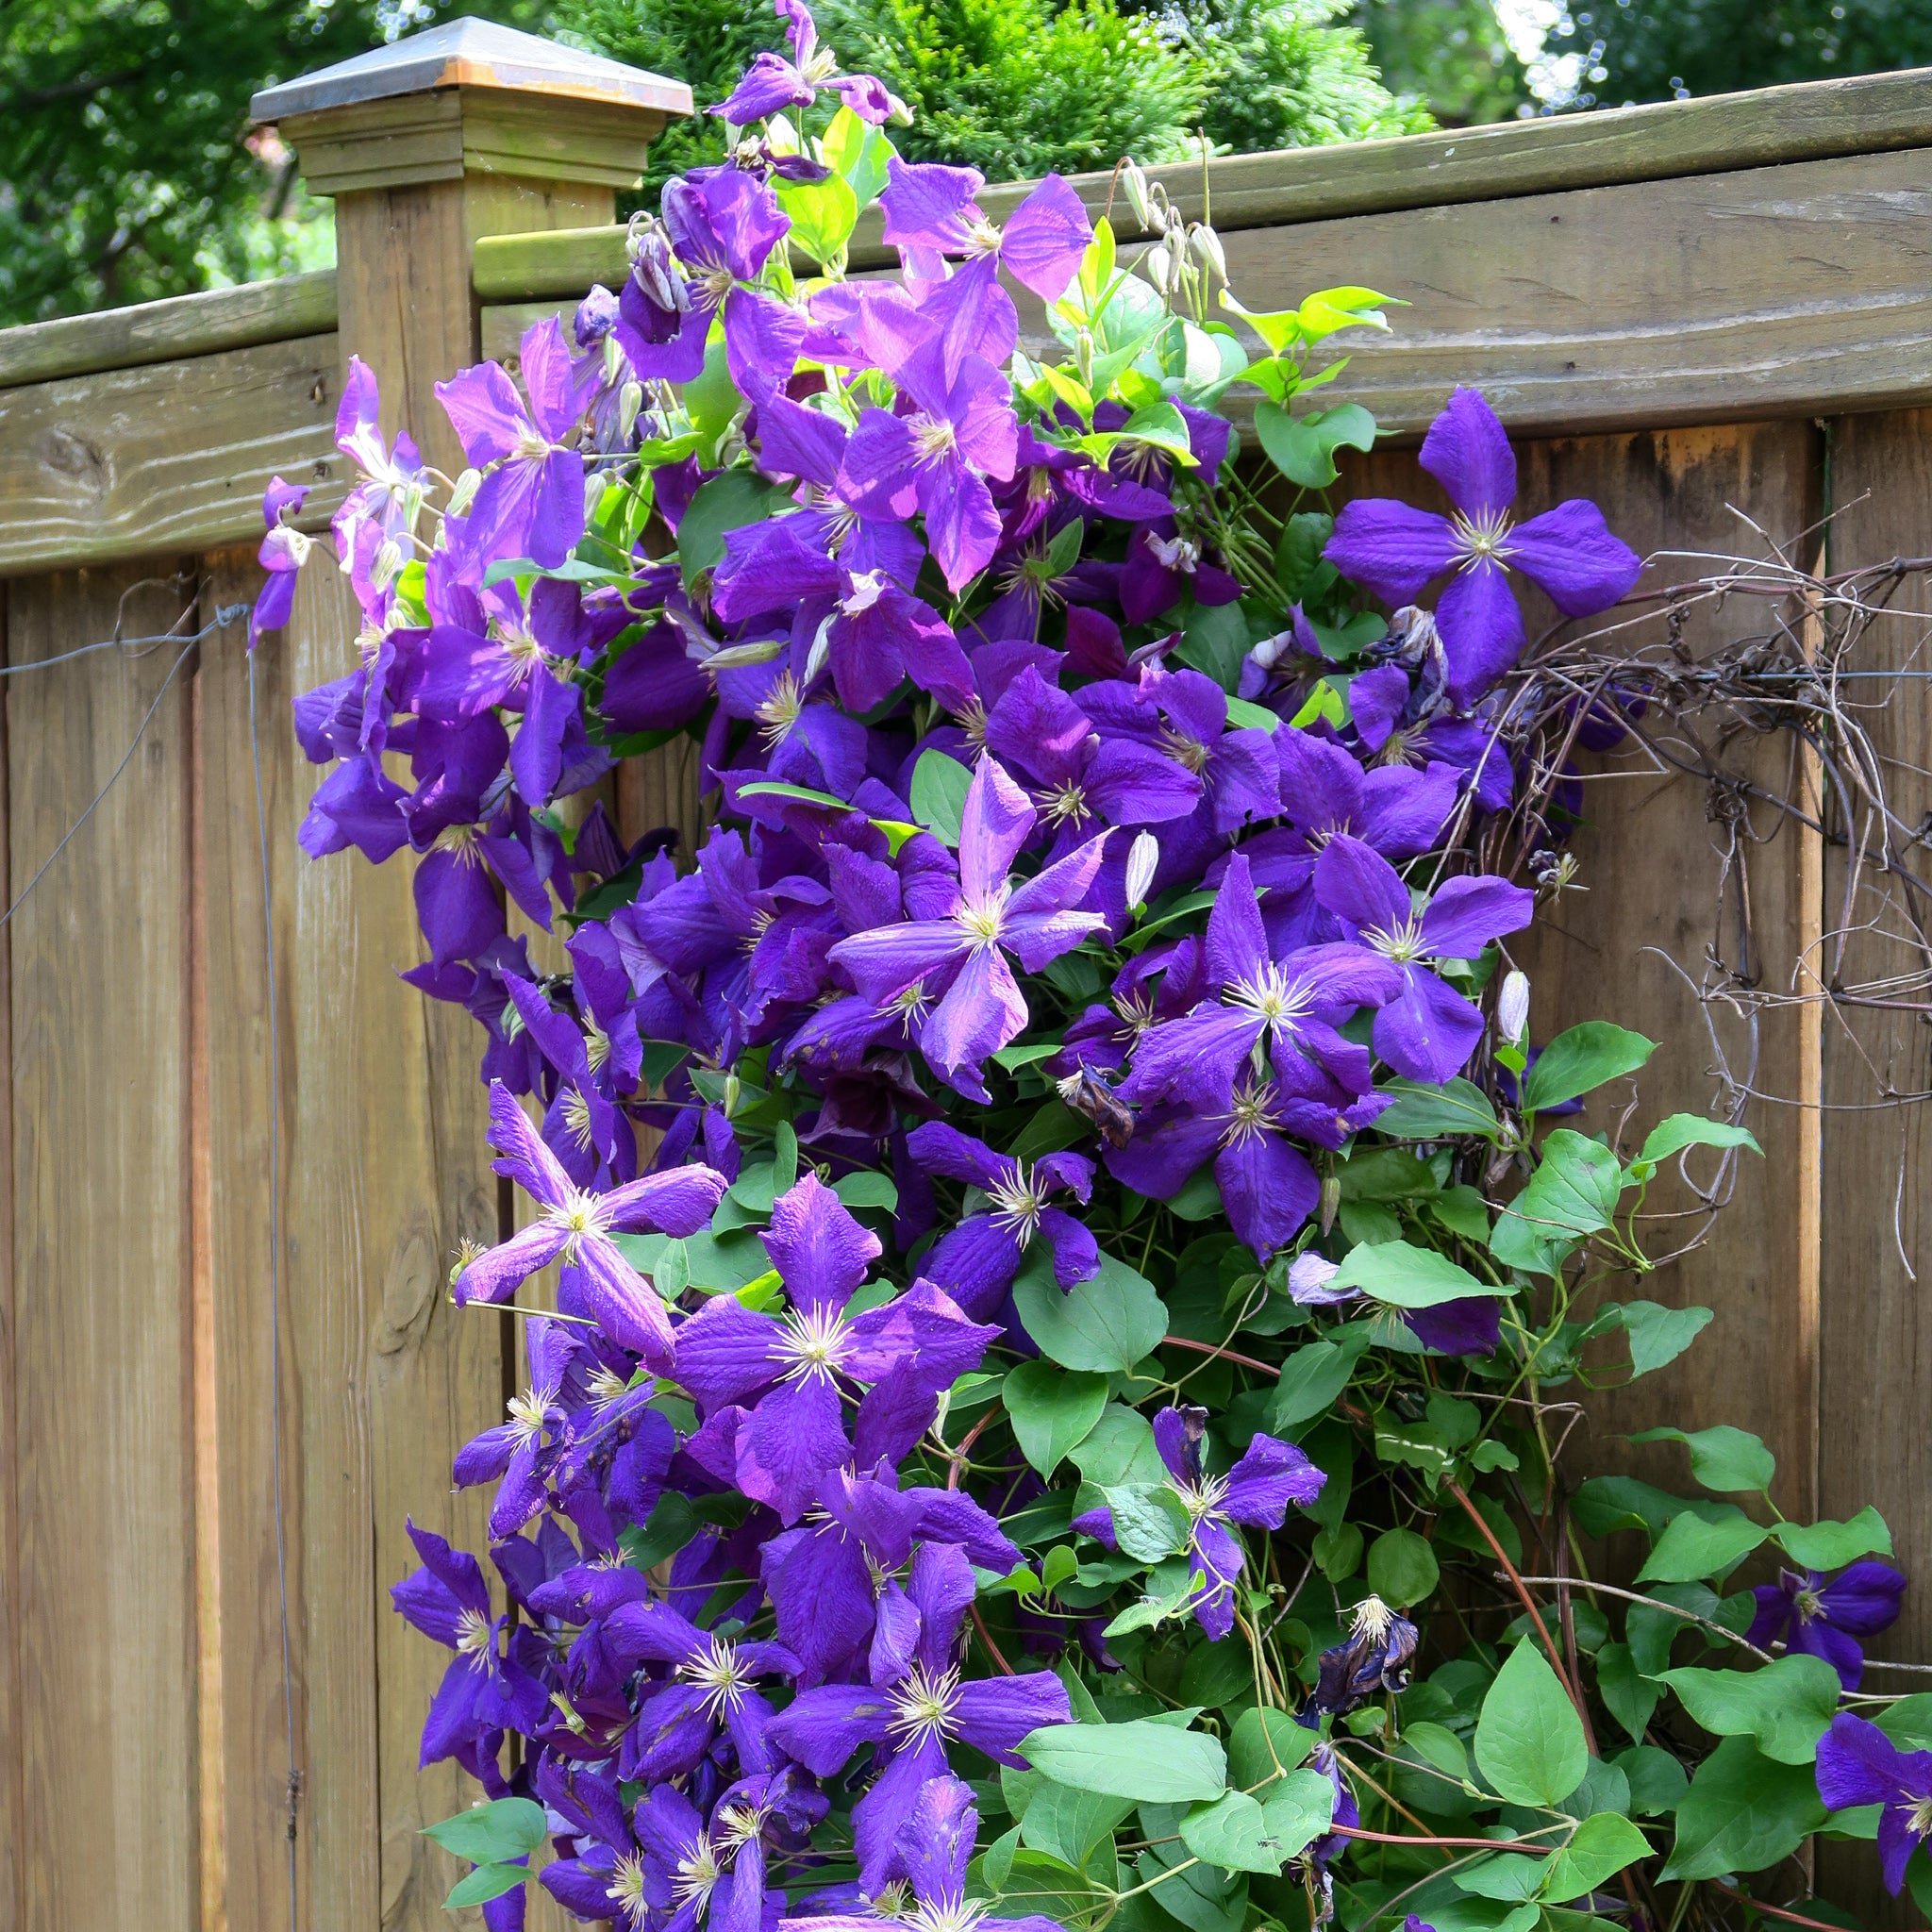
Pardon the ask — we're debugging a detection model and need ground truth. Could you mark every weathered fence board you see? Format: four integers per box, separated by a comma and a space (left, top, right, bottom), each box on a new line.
0, 336, 343, 575
8, 567, 200, 1932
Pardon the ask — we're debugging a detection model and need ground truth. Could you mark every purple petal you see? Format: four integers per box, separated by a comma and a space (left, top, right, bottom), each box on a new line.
1508, 499, 1643, 617
764, 1171, 881, 1319
1221, 1432, 1326, 1524
1312, 834, 1412, 939
958, 753, 1035, 901
1436, 559, 1524, 704
767, 1682, 893, 1774
998, 174, 1091, 301
1373, 967, 1485, 1083
1418, 386, 1516, 519
1419, 874, 1534, 958
1324, 499, 1460, 606
954, 1670, 1072, 1764
1214, 1127, 1318, 1263
921, 941, 1028, 1081
1816, 1712, 1916, 1812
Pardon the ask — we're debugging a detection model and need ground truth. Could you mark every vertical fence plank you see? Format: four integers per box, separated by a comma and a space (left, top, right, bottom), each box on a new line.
192, 551, 309, 1932
1809, 408, 1932, 1932
0, 580, 17, 1932
275, 556, 503, 1932
8, 565, 199, 1932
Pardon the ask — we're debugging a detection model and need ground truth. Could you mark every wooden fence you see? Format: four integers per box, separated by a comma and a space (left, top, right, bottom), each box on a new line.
0, 23, 1929, 1929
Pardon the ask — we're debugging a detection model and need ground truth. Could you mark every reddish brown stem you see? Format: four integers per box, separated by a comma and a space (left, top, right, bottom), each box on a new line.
1162, 1334, 1280, 1376
1328, 1823, 1547, 1854
1443, 1480, 1594, 1742
971, 1603, 1016, 1675
1709, 1882, 1859, 1931
945, 1404, 999, 1491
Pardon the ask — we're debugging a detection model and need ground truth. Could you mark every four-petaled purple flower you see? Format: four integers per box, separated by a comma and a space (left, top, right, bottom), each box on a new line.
1325, 386, 1642, 702
1748, 1560, 1907, 1690
1816, 1711, 1932, 1895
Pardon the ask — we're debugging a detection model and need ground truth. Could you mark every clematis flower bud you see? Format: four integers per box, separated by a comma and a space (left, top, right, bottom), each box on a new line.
722, 1072, 741, 1119
1289, 1250, 1347, 1305
1124, 830, 1159, 909
583, 470, 608, 521
447, 467, 481, 516
1122, 158, 1154, 232
370, 538, 403, 591
1497, 969, 1530, 1045
619, 379, 644, 441
1142, 241, 1171, 292
1191, 224, 1227, 282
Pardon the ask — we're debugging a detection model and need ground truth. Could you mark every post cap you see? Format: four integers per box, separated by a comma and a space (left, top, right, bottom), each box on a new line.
251, 18, 692, 197
250, 17, 691, 124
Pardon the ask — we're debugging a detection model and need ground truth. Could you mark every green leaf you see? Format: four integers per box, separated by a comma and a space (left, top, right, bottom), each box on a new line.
909, 749, 973, 845
1257, 1772, 1338, 1862
1228, 1707, 1314, 1790
1014, 1249, 1167, 1373
1474, 1641, 1589, 1807
1175, 600, 1250, 691
1594, 1642, 1660, 1745
1253, 400, 1377, 488
734, 779, 854, 813
443, 1862, 528, 1907
833, 1171, 899, 1212
1637, 1507, 1768, 1584
1616, 1744, 1690, 1816
1224, 696, 1280, 731
620, 1491, 699, 1570
1020, 1720, 1226, 1802
1371, 1076, 1501, 1140
1521, 1023, 1656, 1112
1659, 1735, 1826, 1881
1490, 1131, 1624, 1274
1070, 1406, 1166, 1487
1613, 1300, 1714, 1377
1629, 1424, 1774, 1494
1541, 1813, 1651, 1903
1005, 1361, 1109, 1475
1297, 286, 1394, 339
676, 469, 787, 587
1637, 1113, 1762, 1164
1265, 1334, 1367, 1432
1367, 1527, 1440, 1607
820, 104, 895, 204
1326, 1240, 1508, 1309
1454, 1852, 1549, 1903
1658, 1655, 1841, 1764
423, 1797, 548, 1865
1774, 1507, 1893, 1569
1008, 1774, 1134, 1869
1094, 1484, 1191, 1563
1180, 1791, 1279, 1874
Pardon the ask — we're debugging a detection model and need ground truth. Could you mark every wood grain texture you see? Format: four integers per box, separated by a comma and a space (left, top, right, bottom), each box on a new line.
8, 567, 200, 1931
0, 273, 338, 392
1808, 413, 1932, 1928
1341, 422, 1825, 1515
0, 582, 16, 1932
194, 552, 310, 1932
0, 335, 344, 576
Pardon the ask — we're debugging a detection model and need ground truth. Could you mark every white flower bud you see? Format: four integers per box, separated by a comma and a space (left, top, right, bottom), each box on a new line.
619, 379, 644, 441
1498, 969, 1530, 1046
1191, 224, 1227, 282
1142, 242, 1172, 291
1122, 159, 1155, 233
447, 467, 482, 516
583, 469, 608, 520
370, 538, 403, 591
1124, 830, 1159, 909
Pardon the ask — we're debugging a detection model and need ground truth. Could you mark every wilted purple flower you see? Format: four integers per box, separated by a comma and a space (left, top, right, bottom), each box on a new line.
1075, 1405, 1324, 1639
454, 1082, 727, 1367
828, 754, 1108, 1096
438, 318, 590, 568
1325, 387, 1642, 702
1747, 1561, 1906, 1690
1816, 1712, 1932, 1894
332, 354, 425, 558
1311, 836, 1532, 1084
1302, 1594, 1420, 1722
768, 1541, 1071, 1884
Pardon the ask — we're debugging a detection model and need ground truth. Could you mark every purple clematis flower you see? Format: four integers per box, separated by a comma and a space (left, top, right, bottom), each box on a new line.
391, 1519, 548, 1769
1300, 1594, 1420, 1723
768, 1540, 1072, 1885
452, 1315, 578, 1536
251, 475, 312, 646
881, 160, 1091, 305
437, 317, 588, 569
1074, 1405, 1324, 1639
787, 1773, 1070, 1932
332, 354, 425, 558
453, 1081, 727, 1368
716, 0, 908, 125
905, 1121, 1098, 1317
1816, 1711, 1932, 1894
840, 341, 1019, 591
1312, 835, 1533, 1084
1747, 1561, 1906, 1690
1324, 387, 1642, 703
828, 754, 1109, 1097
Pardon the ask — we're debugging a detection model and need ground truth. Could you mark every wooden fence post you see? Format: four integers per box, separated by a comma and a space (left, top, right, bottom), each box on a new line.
239, 28, 689, 1931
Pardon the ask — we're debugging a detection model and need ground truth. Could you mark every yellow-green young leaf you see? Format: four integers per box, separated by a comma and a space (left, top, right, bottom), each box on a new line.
1296, 285, 1395, 338
1474, 1641, 1589, 1807
774, 173, 858, 262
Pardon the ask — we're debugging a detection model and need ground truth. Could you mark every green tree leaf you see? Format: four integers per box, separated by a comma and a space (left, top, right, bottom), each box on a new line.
1371, 1076, 1502, 1140
1015, 1250, 1167, 1372
1541, 1813, 1651, 1902
1612, 1300, 1713, 1377
443, 1862, 529, 1907
1593, 1642, 1660, 1745
1004, 1361, 1109, 1475
1266, 1333, 1369, 1432
1020, 1720, 1226, 1802
1628, 1424, 1775, 1493
1325, 1240, 1510, 1309
1474, 1641, 1589, 1807
1658, 1654, 1841, 1764
1659, 1735, 1826, 1881
1180, 1790, 1279, 1873
1490, 1131, 1622, 1274
1093, 1484, 1191, 1563
909, 748, 973, 845
1228, 1707, 1313, 1790
1366, 1527, 1440, 1606
1070, 1405, 1167, 1487
1636, 1507, 1768, 1584
1252, 400, 1377, 486
1774, 1506, 1893, 1569
1520, 1022, 1656, 1111
423, 1797, 548, 1865
1636, 1113, 1762, 1164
